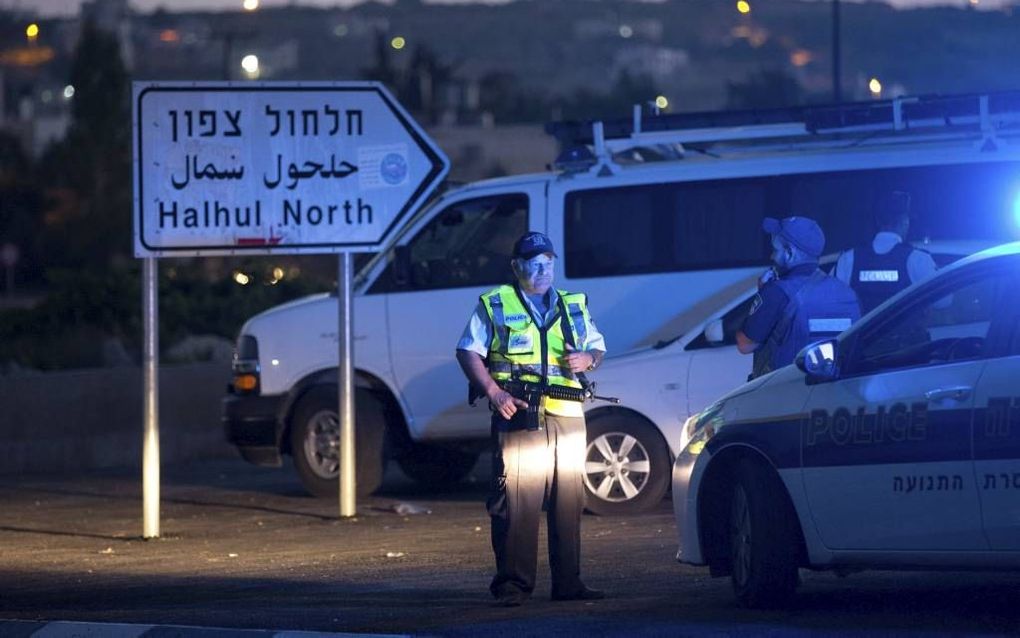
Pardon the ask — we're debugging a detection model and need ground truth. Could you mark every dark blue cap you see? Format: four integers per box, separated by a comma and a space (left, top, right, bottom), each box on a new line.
763, 216, 825, 258
513, 231, 558, 260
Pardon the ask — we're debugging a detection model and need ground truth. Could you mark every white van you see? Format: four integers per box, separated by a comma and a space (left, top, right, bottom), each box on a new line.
222, 92, 1020, 513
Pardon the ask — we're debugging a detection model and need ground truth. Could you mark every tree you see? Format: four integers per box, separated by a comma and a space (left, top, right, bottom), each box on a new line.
37, 21, 132, 271
0, 131, 43, 288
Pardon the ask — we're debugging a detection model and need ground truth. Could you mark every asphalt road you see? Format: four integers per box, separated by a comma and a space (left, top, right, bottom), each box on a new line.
1, 455, 1019, 637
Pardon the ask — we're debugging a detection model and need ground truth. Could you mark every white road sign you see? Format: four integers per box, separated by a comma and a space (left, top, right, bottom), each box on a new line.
132, 82, 449, 257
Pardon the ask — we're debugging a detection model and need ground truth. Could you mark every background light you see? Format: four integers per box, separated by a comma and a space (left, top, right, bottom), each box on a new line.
619, 25, 633, 38
243, 0, 259, 10
1012, 189, 1020, 231
869, 77, 882, 96
233, 271, 251, 285
63, 85, 75, 99
737, 1, 751, 14
655, 95, 669, 110
391, 36, 406, 50
26, 23, 39, 39
241, 54, 260, 78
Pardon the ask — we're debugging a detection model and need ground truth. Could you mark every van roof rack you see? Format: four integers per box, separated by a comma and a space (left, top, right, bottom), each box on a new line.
545, 91, 1020, 159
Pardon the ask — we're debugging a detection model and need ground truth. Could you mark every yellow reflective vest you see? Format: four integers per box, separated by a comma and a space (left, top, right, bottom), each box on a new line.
480, 284, 594, 417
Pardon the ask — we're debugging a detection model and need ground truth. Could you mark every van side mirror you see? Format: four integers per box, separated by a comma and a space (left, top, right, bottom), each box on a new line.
796, 339, 838, 383
393, 245, 411, 286
703, 319, 724, 345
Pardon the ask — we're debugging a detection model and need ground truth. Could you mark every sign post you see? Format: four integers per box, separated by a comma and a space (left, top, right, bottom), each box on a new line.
133, 82, 449, 528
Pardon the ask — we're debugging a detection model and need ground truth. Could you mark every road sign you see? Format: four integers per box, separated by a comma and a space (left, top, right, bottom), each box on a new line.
132, 82, 449, 257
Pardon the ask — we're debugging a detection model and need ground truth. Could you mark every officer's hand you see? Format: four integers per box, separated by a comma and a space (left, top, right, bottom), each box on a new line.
489, 389, 529, 420
563, 344, 593, 373
758, 267, 777, 289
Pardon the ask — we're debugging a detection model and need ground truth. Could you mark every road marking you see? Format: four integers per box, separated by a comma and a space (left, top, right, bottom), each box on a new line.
0, 620, 410, 638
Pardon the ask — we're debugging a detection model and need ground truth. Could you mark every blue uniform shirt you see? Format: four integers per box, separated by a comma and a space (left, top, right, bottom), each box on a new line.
741, 264, 816, 345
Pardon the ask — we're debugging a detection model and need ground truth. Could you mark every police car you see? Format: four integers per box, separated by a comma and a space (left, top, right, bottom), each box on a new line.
672, 241, 1020, 607
585, 241, 984, 516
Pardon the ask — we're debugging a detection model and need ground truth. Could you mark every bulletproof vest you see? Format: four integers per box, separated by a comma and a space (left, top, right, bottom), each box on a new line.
480, 284, 590, 416
850, 241, 915, 315
752, 269, 861, 379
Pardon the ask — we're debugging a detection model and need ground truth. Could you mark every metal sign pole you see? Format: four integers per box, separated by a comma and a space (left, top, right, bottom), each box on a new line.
338, 252, 356, 518
142, 257, 160, 539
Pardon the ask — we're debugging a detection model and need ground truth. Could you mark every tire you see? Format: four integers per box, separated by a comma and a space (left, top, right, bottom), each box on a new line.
396, 444, 478, 487
582, 414, 670, 516
728, 458, 800, 608
289, 386, 387, 498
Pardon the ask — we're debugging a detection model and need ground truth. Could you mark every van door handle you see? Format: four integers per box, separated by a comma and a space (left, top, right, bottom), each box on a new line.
924, 386, 972, 402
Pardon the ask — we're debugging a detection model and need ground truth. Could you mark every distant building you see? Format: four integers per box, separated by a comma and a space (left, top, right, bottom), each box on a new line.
612, 46, 689, 81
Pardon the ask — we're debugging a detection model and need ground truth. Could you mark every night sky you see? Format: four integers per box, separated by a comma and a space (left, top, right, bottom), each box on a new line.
10, 0, 1016, 19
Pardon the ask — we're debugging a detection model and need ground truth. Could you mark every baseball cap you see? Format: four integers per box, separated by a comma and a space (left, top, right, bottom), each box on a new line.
762, 216, 825, 258
513, 231, 558, 260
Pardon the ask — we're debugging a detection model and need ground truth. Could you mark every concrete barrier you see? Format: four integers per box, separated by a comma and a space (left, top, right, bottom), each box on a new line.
0, 362, 237, 474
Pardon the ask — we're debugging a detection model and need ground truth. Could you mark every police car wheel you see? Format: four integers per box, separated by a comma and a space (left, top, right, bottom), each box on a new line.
728, 458, 799, 608
582, 415, 670, 516
289, 386, 387, 498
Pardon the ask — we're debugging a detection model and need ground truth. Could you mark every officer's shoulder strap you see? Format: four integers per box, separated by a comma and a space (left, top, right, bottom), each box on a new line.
480, 283, 515, 304
770, 277, 799, 303
556, 289, 587, 303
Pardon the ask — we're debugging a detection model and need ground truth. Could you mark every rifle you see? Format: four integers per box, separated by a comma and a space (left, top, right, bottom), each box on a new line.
497, 378, 620, 431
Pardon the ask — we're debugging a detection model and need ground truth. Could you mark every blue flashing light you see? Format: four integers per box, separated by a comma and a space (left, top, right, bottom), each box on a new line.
1014, 189, 1020, 232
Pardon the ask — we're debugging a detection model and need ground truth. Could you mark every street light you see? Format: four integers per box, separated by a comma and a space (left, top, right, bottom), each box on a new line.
26, 23, 39, 43
869, 77, 882, 98
241, 54, 260, 79
737, 1, 751, 14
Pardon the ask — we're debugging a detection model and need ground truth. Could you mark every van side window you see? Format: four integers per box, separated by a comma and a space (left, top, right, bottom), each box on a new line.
564, 179, 767, 278
371, 194, 529, 293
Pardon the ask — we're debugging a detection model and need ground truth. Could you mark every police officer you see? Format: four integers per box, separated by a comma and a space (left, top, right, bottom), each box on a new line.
455, 231, 606, 607
835, 191, 937, 315
737, 216, 860, 380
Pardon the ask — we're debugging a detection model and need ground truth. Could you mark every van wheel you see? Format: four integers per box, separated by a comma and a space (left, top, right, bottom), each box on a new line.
729, 458, 799, 608
396, 444, 478, 487
583, 414, 670, 516
290, 386, 387, 498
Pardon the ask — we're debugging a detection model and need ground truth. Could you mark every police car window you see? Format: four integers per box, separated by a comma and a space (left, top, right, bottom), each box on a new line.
850, 272, 1009, 374
371, 194, 528, 293
564, 179, 768, 278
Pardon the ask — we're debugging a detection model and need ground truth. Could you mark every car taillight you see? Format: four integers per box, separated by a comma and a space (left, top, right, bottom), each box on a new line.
232, 335, 260, 395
